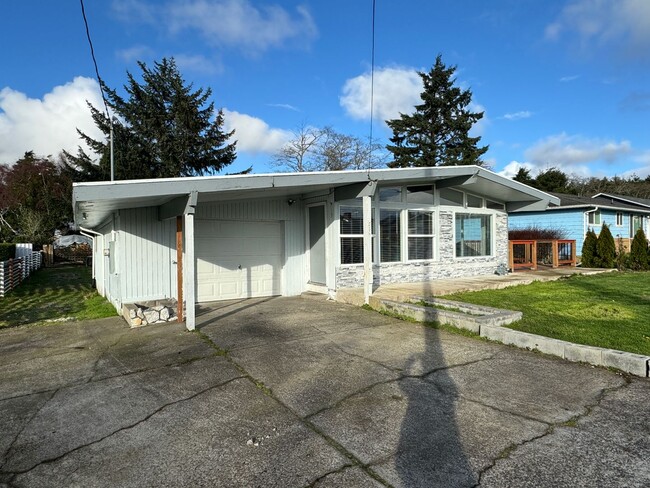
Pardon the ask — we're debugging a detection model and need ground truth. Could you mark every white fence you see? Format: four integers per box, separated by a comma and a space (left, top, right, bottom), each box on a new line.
0, 251, 42, 298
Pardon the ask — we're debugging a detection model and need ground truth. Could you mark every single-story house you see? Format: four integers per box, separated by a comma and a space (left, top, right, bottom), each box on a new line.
508, 192, 650, 253
72, 166, 557, 330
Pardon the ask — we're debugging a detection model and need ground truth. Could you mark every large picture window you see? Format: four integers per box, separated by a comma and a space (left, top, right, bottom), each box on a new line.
408, 211, 434, 260
455, 213, 491, 257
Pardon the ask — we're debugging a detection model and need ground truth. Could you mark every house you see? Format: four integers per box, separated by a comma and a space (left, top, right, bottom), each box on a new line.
72, 166, 557, 330
508, 192, 650, 253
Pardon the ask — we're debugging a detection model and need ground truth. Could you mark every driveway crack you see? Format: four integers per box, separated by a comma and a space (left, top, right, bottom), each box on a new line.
0, 376, 245, 479
471, 376, 633, 487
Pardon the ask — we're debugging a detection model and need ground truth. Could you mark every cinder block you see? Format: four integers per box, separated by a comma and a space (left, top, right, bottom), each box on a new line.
564, 344, 604, 366
601, 350, 650, 377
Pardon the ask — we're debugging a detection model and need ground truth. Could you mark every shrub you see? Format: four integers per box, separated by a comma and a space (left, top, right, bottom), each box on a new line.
508, 226, 567, 240
0, 243, 16, 261
596, 223, 616, 268
629, 228, 649, 270
581, 229, 598, 267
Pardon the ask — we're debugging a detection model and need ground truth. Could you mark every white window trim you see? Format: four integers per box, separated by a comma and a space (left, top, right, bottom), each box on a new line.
452, 209, 495, 259
406, 209, 436, 262
615, 212, 623, 227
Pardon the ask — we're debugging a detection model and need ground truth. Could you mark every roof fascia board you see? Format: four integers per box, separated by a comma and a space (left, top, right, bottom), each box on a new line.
333, 181, 377, 201
593, 193, 650, 209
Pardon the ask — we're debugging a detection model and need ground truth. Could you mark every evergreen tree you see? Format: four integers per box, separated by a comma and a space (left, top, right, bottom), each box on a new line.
63, 58, 236, 181
596, 223, 616, 268
513, 167, 535, 186
629, 228, 649, 270
386, 55, 488, 168
581, 228, 598, 267
533, 167, 568, 193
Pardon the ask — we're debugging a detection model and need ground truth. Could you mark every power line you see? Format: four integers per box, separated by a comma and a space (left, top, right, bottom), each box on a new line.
79, 0, 114, 181
369, 0, 376, 169
79, 0, 111, 120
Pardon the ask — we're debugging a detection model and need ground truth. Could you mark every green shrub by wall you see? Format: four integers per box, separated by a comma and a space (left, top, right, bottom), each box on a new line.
596, 223, 616, 268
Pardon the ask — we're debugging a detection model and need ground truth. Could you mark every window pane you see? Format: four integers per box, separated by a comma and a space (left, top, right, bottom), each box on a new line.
380, 209, 401, 262
439, 188, 464, 206
408, 237, 432, 260
467, 194, 483, 208
455, 213, 491, 257
340, 206, 363, 234
408, 210, 432, 235
406, 185, 433, 204
341, 237, 363, 264
379, 187, 402, 202
486, 200, 505, 210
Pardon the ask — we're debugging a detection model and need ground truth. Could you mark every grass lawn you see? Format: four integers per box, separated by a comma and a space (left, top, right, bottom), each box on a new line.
443, 271, 650, 356
0, 265, 116, 329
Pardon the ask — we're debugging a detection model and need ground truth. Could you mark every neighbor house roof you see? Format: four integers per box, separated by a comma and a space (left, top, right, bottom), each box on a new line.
542, 192, 650, 214
592, 192, 650, 209
73, 166, 559, 228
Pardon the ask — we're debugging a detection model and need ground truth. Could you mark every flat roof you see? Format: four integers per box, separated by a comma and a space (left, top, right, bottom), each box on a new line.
73, 166, 559, 228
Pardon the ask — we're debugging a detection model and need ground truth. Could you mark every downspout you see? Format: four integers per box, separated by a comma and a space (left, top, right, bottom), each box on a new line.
80, 226, 101, 286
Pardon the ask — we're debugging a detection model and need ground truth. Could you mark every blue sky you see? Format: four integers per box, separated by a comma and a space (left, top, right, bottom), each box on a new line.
1, 0, 649, 179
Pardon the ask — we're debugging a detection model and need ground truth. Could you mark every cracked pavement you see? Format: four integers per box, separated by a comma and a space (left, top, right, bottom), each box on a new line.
1, 298, 648, 487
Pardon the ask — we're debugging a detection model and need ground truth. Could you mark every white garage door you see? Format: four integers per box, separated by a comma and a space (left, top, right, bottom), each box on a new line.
195, 220, 283, 302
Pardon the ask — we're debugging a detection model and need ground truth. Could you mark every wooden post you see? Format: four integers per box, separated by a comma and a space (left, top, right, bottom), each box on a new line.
532, 241, 538, 270
508, 241, 514, 271
552, 240, 559, 268
176, 216, 184, 323
183, 212, 196, 331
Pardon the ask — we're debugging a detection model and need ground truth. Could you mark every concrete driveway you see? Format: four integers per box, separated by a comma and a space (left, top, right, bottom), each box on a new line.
1, 297, 648, 487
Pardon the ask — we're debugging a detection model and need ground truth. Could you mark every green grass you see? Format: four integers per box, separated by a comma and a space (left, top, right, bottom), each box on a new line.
0, 265, 116, 329
443, 272, 650, 356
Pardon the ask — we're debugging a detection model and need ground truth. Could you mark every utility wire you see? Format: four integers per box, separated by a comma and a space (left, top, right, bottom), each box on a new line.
368, 0, 376, 169
79, 0, 111, 120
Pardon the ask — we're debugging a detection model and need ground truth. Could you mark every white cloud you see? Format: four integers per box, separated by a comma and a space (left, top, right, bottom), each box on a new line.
116, 45, 154, 63
340, 67, 423, 122
498, 161, 537, 179
115, 0, 317, 54
546, 0, 650, 60
559, 75, 580, 82
173, 53, 223, 74
501, 111, 532, 121
0, 77, 104, 165
223, 109, 292, 155
524, 133, 632, 166
267, 103, 300, 112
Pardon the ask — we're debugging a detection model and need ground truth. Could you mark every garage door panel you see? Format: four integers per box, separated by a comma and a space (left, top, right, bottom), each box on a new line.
195, 220, 283, 302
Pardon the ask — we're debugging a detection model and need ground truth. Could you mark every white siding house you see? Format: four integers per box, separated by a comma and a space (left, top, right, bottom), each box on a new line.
73, 166, 558, 330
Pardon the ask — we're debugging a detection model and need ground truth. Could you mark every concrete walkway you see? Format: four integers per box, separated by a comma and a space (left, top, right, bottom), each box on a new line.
2, 298, 647, 487
336, 267, 612, 306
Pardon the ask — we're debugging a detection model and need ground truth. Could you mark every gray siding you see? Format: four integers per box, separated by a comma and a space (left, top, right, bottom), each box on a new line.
119, 207, 177, 303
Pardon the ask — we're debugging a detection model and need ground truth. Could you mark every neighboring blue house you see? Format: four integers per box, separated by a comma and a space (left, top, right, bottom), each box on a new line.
509, 192, 650, 254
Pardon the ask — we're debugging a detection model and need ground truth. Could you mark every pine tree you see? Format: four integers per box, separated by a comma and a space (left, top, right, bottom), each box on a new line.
596, 223, 616, 268
63, 58, 237, 181
581, 228, 598, 267
629, 228, 649, 270
386, 55, 488, 168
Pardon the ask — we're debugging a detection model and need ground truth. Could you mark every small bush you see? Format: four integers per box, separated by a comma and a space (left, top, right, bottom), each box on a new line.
629, 228, 649, 270
0, 243, 16, 261
508, 226, 567, 240
596, 223, 616, 268
581, 229, 598, 267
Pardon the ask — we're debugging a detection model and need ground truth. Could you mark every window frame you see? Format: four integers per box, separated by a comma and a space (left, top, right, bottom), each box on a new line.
406, 209, 435, 261
453, 211, 494, 259
588, 211, 602, 226
615, 212, 623, 227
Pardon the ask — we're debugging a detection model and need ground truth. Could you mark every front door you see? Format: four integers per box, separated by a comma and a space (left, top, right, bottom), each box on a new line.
308, 205, 326, 285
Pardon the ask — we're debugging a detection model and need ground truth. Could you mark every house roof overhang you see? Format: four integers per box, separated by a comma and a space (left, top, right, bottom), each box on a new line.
73, 166, 559, 228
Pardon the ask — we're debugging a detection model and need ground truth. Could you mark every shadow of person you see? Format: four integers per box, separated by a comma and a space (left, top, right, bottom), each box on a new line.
395, 301, 475, 486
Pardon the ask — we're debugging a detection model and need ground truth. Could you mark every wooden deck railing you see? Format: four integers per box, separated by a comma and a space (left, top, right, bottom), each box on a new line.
508, 239, 576, 271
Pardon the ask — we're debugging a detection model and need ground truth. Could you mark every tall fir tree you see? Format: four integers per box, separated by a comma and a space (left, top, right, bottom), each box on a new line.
629, 228, 649, 270
581, 228, 598, 267
595, 223, 616, 268
386, 55, 488, 168
63, 58, 237, 181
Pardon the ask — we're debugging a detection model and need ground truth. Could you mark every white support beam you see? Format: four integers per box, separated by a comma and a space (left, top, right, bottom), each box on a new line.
183, 212, 196, 331
363, 195, 373, 304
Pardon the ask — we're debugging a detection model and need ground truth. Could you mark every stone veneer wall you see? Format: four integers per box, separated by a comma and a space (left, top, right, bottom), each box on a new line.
336, 211, 508, 289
